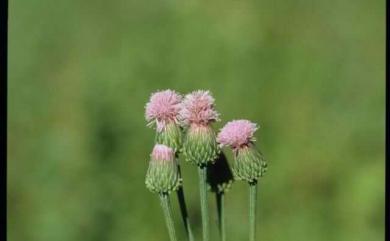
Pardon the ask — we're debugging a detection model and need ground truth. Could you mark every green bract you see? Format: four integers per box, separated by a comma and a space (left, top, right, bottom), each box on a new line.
156, 122, 182, 153
232, 145, 267, 184
182, 125, 220, 167
145, 158, 182, 194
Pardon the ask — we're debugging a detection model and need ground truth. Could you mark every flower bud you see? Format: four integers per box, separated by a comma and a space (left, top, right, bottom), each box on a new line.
145, 144, 182, 194
182, 125, 220, 167
232, 144, 267, 184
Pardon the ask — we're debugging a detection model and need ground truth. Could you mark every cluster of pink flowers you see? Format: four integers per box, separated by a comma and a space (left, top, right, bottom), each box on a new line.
145, 89, 260, 151
144, 89, 266, 241
145, 89, 219, 130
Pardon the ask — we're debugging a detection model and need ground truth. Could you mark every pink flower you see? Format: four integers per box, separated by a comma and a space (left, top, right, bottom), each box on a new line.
217, 120, 258, 149
151, 144, 174, 162
179, 90, 220, 126
145, 90, 182, 132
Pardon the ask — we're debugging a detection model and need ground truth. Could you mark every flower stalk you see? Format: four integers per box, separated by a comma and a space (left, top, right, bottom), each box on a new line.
159, 194, 178, 241
249, 182, 257, 241
198, 166, 210, 241
216, 193, 226, 241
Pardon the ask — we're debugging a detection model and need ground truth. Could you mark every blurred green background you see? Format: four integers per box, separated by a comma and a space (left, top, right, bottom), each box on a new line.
8, 0, 385, 241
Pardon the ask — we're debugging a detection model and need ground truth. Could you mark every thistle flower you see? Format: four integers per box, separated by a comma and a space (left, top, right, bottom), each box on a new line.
217, 120, 267, 184
180, 90, 220, 166
217, 120, 258, 151
145, 90, 183, 152
145, 90, 195, 241
217, 119, 267, 241
145, 90, 182, 131
145, 144, 181, 194
180, 90, 220, 241
179, 90, 220, 127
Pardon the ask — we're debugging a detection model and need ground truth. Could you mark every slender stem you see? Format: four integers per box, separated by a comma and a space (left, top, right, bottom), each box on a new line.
159, 194, 178, 241
176, 164, 195, 241
249, 183, 257, 241
216, 193, 226, 241
198, 166, 209, 241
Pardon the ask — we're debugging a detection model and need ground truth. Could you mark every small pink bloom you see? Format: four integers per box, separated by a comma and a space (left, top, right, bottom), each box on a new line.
217, 120, 258, 149
145, 90, 182, 132
151, 144, 174, 162
179, 90, 220, 126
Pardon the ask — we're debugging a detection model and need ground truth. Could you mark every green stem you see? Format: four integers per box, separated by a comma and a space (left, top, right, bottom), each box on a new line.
198, 166, 209, 241
249, 183, 257, 241
159, 194, 178, 241
216, 193, 226, 241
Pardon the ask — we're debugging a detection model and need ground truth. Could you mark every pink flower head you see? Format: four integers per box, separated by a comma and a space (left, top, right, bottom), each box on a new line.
145, 90, 182, 132
179, 90, 220, 126
217, 120, 258, 149
151, 144, 174, 162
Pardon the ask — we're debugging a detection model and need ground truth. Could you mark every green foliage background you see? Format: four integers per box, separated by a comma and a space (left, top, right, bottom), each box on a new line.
8, 0, 385, 241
